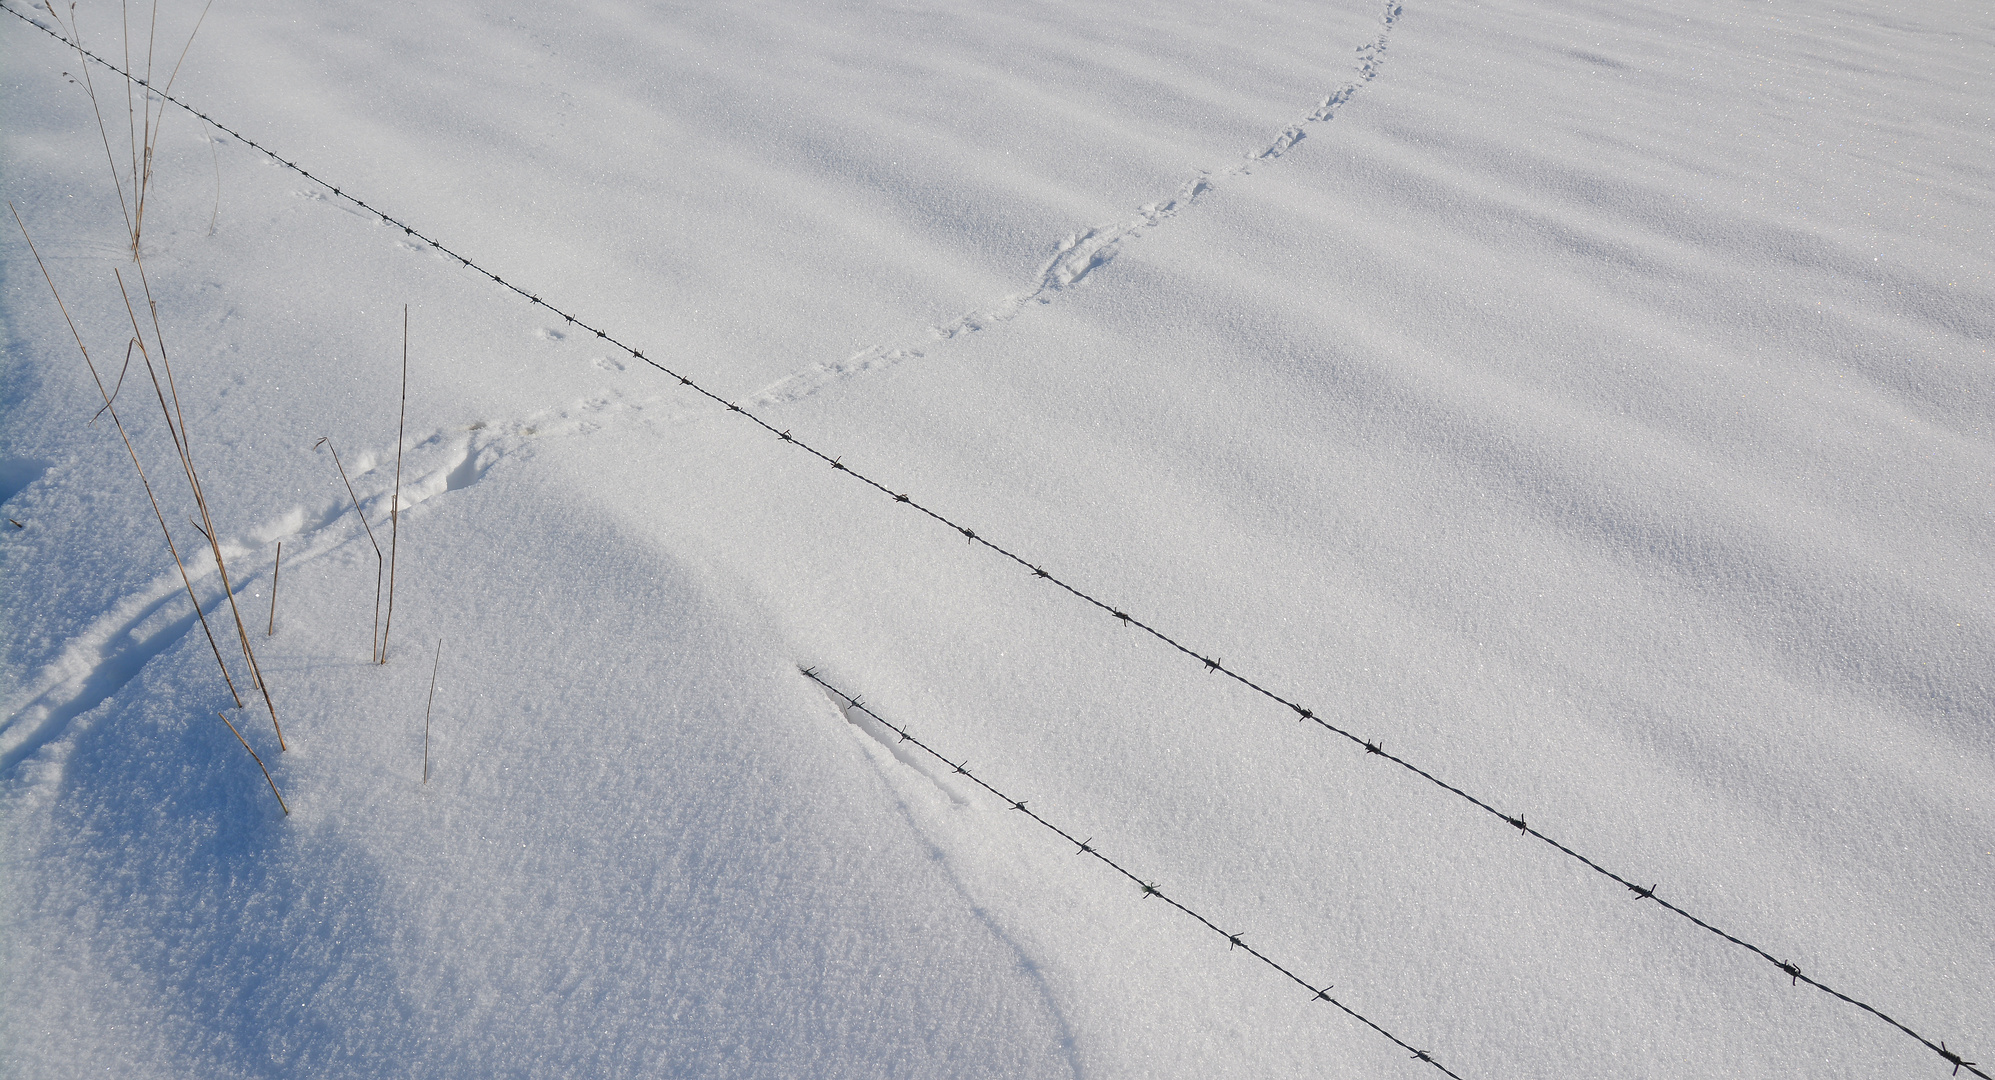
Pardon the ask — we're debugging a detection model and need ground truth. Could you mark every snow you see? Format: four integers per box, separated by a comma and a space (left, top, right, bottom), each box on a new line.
2, 0, 1989, 1077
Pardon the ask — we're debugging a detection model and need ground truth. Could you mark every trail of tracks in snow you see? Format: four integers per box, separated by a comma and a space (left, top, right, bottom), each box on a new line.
0, 0, 1405, 774
747, 1, 1403, 407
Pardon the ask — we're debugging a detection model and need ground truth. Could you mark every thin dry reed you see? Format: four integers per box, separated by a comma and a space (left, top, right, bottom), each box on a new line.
381, 306, 409, 664
317, 438, 385, 660
423, 637, 441, 784
217, 711, 287, 815
267, 540, 280, 635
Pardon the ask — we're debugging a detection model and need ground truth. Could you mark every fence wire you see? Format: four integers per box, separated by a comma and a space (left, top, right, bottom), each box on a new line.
4, 8, 1980, 1077
802, 666, 1465, 1079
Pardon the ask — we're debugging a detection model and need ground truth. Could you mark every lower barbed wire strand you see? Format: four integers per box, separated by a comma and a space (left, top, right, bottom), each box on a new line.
799, 666, 1466, 1079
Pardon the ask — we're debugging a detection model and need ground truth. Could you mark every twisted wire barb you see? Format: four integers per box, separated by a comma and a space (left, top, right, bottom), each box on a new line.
5, 8, 1980, 1074
802, 666, 1464, 1079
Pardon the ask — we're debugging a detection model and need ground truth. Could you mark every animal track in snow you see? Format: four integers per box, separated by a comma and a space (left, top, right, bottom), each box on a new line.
0, 389, 690, 774
750, 1, 1403, 407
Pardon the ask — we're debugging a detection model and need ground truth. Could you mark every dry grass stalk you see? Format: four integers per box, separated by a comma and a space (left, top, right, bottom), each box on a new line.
267, 540, 280, 635
12, 202, 244, 707
217, 711, 287, 815
115, 262, 285, 749
381, 306, 409, 664
423, 637, 440, 784
317, 438, 385, 659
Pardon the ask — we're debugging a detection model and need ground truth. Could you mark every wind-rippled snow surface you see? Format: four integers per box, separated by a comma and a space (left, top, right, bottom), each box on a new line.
2, 1, 1988, 1077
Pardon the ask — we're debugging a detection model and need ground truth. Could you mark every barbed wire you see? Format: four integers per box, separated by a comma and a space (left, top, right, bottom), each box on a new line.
801, 666, 1465, 1078
4, 8, 1980, 1076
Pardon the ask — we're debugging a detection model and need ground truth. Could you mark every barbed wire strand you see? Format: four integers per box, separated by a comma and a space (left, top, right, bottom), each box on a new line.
800, 666, 1464, 1078
4, 9, 1979, 1077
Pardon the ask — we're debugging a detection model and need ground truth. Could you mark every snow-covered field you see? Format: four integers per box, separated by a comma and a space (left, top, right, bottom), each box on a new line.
2, 0, 1989, 1076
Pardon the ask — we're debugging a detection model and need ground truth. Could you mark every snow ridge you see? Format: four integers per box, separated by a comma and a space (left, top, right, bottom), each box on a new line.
747, 1, 1405, 406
